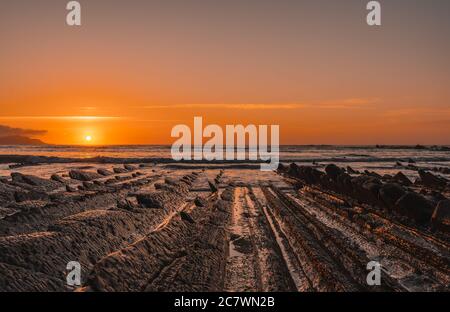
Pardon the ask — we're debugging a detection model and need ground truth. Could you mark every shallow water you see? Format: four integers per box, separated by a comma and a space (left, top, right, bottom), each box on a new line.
0, 145, 449, 179
0, 145, 449, 161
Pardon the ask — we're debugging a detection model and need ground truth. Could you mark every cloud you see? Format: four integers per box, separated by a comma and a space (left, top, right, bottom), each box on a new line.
383, 107, 450, 118
0, 124, 47, 137
140, 103, 306, 110
313, 98, 379, 109
0, 116, 123, 121
139, 98, 378, 111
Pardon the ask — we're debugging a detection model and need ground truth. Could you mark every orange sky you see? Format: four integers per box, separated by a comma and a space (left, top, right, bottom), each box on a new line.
0, 0, 449, 145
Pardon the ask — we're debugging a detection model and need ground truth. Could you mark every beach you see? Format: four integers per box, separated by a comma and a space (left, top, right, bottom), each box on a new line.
0, 145, 449, 291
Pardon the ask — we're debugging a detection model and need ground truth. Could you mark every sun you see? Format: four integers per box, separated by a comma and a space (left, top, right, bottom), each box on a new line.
85, 135, 92, 142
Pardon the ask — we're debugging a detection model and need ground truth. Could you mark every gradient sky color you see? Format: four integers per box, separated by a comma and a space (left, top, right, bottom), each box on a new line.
0, 0, 449, 145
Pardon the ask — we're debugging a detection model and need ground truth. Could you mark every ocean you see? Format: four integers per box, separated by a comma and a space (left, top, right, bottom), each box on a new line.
0, 145, 449, 162
0, 145, 449, 179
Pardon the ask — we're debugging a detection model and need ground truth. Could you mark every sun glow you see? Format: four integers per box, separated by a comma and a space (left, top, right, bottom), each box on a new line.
85, 135, 92, 142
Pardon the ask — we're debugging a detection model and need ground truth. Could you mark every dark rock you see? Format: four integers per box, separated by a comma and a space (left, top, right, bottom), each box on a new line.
180, 177, 193, 186
158, 184, 178, 193
49, 193, 66, 202
180, 211, 195, 224
51, 174, 66, 184
325, 164, 342, 181
11, 173, 62, 191
10, 173, 26, 183
233, 237, 253, 254
136, 192, 167, 208
104, 179, 116, 185
336, 173, 353, 195
230, 233, 241, 241
395, 192, 434, 225
351, 175, 382, 204
362, 181, 382, 197
346, 166, 358, 174
69, 170, 102, 182
124, 164, 137, 171
288, 163, 300, 176
74, 166, 96, 170
364, 170, 382, 179
418, 170, 447, 188
379, 183, 406, 209
306, 167, 324, 185
392, 172, 412, 186
14, 190, 49, 202
183, 175, 195, 182
351, 175, 382, 187
117, 199, 136, 211
97, 169, 113, 176
66, 185, 77, 192
194, 197, 207, 207
221, 188, 233, 201
318, 174, 332, 189
422, 191, 447, 207
82, 182, 102, 191
429, 191, 446, 202
0, 182, 16, 204
431, 200, 450, 232
277, 163, 287, 172
121, 182, 131, 189
113, 167, 128, 174
208, 181, 218, 193
165, 177, 179, 186
0, 207, 19, 219
289, 166, 324, 186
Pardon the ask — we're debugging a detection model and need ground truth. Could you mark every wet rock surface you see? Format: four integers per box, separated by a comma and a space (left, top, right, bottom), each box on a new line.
278, 163, 450, 291
69, 170, 102, 182
395, 192, 435, 225
0, 163, 449, 292
432, 200, 450, 232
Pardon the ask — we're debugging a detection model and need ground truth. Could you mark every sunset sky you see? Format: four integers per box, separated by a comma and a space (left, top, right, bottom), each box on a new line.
0, 0, 449, 145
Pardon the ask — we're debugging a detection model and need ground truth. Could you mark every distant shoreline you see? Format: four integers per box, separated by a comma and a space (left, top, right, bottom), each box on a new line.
1, 144, 449, 169
1, 155, 450, 168
0, 144, 449, 149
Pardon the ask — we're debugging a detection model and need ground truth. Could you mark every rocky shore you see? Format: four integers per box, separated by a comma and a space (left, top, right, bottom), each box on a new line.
0, 161, 449, 292
278, 163, 450, 233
